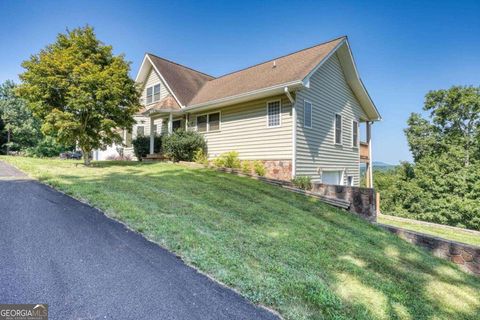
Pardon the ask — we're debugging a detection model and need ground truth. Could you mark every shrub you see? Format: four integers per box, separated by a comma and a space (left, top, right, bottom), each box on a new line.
241, 160, 252, 174
193, 148, 208, 165
292, 176, 312, 190
213, 151, 241, 168
253, 160, 266, 176
132, 135, 162, 161
24, 136, 72, 158
162, 130, 207, 162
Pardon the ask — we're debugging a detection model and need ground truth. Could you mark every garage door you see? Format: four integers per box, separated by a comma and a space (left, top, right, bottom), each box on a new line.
322, 171, 343, 185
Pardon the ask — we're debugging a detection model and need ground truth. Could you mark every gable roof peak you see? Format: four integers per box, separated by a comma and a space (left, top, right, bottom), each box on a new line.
146, 53, 215, 79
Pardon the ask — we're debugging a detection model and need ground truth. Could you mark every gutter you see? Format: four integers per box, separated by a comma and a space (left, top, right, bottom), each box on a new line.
183, 80, 304, 113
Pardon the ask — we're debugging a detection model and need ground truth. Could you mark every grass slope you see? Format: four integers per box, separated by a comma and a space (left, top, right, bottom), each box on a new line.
2, 156, 480, 320
378, 214, 480, 247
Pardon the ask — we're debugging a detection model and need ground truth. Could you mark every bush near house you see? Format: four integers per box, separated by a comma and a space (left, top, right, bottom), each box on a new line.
132, 136, 162, 161
241, 160, 252, 174
213, 151, 241, 168
253, 160, 266, 176
162, 130, 207, 162
292, 176, 312, 190
193, 149, 208, 165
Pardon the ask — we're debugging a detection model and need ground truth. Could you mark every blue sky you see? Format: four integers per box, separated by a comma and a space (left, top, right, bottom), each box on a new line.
0, 0, 479, 164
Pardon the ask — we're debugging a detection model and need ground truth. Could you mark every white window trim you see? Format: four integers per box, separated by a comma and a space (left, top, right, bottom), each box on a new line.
195, 111, 222, 133
334, 113, 343, 145
145, 82, 161, 105
303, 100, 313, 129
266, 99, 282, 128
352, 120, 359, 148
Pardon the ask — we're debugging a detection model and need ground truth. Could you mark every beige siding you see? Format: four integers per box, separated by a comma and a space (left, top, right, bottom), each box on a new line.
295, 53, 367, 186
188, 95, 293, 160
141, 67, 170, 106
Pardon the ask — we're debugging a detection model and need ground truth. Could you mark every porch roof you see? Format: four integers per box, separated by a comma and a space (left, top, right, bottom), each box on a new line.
139, 95, 182, 116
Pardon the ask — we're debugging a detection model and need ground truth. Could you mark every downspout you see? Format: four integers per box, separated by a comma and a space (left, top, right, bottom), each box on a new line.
285, 87, 296, 178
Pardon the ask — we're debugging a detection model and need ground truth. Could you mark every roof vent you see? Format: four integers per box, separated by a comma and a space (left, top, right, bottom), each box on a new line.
272, 60, 276, 68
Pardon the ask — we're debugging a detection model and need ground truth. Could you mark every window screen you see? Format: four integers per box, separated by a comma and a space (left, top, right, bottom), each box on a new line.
208, 112, 220, 131
352, 121, 358, 147
197, 115, 207, 132
304, 101, 312, 128
136, 126, 144, 137
146, 87, 153, 104
267, 101, 281, 127
335, 114, 342, 144
153, 84, 161, 102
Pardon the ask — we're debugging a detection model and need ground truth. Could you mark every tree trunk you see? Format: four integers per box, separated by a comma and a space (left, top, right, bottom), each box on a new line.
82, 148, 91, 166
6, 130, 10, 154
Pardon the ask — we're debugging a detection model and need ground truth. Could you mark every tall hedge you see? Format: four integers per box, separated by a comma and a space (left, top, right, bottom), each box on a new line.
132, 135, 162, 161
162, 130, 206, 162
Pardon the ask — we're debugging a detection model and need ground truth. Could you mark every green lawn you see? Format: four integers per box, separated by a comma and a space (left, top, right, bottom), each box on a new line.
378, 214, 480, 247
2, 156, 480, 320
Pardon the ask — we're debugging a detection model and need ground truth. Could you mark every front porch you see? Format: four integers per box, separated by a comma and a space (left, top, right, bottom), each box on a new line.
141, 95, 186, 155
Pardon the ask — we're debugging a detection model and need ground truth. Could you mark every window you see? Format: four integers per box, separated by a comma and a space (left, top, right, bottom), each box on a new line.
267, 100, 281, 127
208, 112, 220, 131
146, 84, 161, 104
304, 101, 312, 128
172, 120, 182, 131
136, 126, 144, 137
347, 176, 354, 186
196, 112, 221, 132
146, 87, 153, 104
335, 114, 342, 144
152, 124, 157, 135
197, 115, 207, 132
352, 120, 359, 147
153, 84, 160, 102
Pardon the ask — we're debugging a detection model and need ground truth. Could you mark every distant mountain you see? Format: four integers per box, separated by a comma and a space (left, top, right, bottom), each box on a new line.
373, 161, 395, 168
360, 161, 396, 173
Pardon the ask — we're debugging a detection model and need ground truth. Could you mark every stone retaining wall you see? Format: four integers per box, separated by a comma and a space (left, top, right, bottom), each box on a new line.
379, 224, 480, 275
312, 183, 377, 222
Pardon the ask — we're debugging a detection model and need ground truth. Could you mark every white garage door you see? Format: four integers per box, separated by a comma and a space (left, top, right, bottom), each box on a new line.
322, 171, 343, 185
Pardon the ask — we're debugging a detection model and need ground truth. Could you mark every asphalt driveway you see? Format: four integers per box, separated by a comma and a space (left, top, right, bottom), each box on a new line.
0, 161, 278, 320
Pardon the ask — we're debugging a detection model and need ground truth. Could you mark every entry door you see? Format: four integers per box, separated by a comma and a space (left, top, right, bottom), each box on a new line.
322, 171, 343, 185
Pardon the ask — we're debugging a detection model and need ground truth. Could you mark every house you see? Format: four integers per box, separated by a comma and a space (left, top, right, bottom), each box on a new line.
120, 36, 381, 186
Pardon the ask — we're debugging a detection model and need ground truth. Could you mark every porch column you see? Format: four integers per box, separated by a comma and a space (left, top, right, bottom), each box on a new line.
366, 121, 373, 188
168, 112, 173, 134
149, 117, 155, 154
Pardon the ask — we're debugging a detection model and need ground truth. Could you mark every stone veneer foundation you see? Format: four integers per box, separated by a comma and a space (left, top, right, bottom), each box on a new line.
261, 160, 292, 181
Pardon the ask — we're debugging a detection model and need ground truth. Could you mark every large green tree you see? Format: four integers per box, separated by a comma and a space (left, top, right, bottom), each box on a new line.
0, 80, 42, 153
18, 26, 140, 165
377, 86, 480, 230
